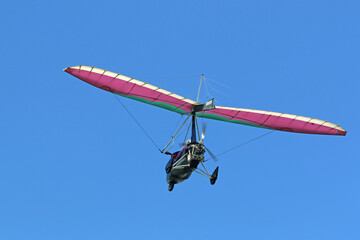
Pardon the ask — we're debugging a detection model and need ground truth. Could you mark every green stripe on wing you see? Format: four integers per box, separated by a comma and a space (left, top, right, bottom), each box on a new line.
116, 93, 188, 115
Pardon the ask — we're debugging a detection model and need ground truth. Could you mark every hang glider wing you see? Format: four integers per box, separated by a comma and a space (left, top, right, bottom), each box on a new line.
64, 65, 197, 114
64, 65, 346, 136
196, 106, 347, 135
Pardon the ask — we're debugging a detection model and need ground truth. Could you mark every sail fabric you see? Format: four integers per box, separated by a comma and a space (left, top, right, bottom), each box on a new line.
64, 65, 197, 114
196, 106, 346, 135
64, 65, 346, 136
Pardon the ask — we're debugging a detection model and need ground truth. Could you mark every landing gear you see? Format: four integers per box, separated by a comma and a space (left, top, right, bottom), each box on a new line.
194, 163, 219, 185
168, 182, 174, 191
210, 166, 219, 185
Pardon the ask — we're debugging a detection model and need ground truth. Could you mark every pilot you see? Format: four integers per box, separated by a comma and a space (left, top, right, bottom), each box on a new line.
165, 140, 192, 173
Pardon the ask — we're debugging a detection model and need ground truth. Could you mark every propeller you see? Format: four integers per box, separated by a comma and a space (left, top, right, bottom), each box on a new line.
179, 121, 219, 162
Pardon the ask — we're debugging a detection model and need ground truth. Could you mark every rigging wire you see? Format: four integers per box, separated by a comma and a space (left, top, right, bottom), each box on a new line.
206, 77, 234, 90
204, 130, 276, 162
182, 119, 192, 145
203, 77, 212, 99
204, 78, 229, 102
197, 77, 215, 104
203, 78, 223, 106
206, 76, 273, 110
112, 94, 161, 152
170, 114, 185, 136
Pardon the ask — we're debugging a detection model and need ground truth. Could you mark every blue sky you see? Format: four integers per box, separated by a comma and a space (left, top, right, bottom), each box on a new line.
1, 0, 359, 239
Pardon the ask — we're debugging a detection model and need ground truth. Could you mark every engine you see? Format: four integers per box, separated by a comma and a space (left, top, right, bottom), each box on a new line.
187, 143, 205, 169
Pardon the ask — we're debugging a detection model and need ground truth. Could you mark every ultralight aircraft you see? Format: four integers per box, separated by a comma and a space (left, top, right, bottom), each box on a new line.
64, 66, 346, 191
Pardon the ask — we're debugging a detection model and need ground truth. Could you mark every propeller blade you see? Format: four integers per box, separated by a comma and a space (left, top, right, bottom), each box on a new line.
201, 122, 207, 142
205, 146, 218, 162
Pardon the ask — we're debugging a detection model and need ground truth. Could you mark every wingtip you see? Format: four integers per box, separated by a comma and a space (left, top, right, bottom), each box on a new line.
63, 66, 81, 74
337, 128, 347, 136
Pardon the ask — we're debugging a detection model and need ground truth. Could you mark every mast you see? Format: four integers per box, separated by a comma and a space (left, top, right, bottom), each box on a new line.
191, 113, 197, 143
196, 74, 204, 102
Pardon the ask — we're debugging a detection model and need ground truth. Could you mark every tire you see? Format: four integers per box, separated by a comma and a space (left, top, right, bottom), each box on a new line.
210, 166, 219, 185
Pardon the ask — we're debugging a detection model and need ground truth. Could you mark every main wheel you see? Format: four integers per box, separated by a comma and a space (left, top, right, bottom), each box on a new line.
168, 182, 174, 191
210, 166, 219, 185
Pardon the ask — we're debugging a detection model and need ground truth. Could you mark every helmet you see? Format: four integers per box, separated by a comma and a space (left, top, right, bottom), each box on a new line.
186, 139, 191, 145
